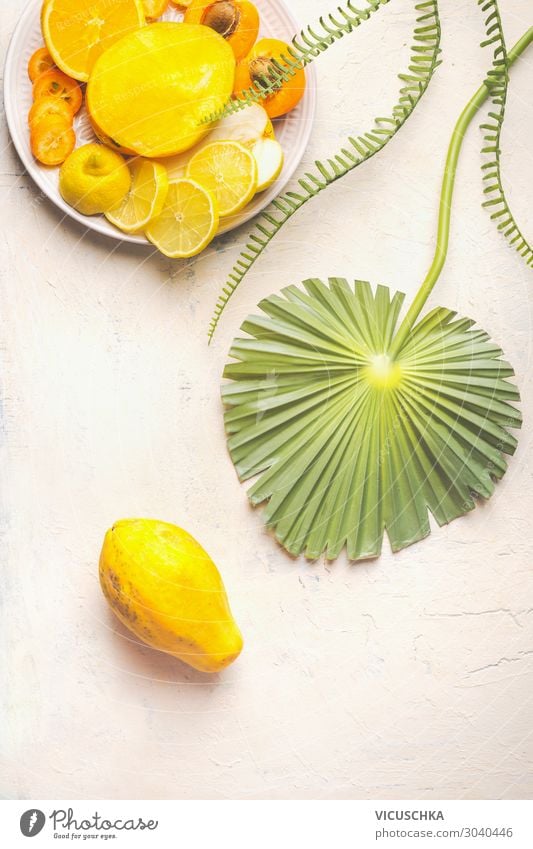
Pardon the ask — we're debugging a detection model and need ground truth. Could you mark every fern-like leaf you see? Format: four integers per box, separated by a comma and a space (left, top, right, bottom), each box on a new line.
202, 0, 390, 123
208, 0, 442, 342
478, 1, 532, 267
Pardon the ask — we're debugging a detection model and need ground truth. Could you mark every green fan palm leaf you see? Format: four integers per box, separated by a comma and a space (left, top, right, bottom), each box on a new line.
223, 279, 520, 559
221, 30, 531, 561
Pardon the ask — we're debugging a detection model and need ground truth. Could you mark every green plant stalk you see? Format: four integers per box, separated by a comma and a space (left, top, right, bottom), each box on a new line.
390, 27, 533, 357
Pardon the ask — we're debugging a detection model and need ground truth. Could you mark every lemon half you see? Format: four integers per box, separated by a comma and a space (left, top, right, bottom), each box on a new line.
145, 178, 219, 258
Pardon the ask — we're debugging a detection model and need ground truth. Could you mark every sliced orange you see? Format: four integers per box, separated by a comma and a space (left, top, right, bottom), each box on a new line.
28, 96, 74, 128
28, 47, 55, 82
30, 116, 76, 166
33, 68, 83, 114
41, 0, 146, 83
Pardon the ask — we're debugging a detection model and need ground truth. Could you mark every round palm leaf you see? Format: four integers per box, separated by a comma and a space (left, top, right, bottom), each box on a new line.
222, 278, 521, 560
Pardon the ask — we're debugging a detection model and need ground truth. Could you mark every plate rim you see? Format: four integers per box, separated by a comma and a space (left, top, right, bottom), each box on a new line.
4, 0, 317, 249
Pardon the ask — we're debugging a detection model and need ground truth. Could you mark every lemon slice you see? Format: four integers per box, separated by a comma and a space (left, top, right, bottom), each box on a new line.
41, 0, 145, 83
145, 179, 219, 258
186, 141, 257, 218
252, 138, 284, 192
106, 158, 169, 234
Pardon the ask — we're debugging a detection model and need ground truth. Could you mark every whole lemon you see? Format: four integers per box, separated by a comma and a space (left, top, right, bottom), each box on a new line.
86, 22, 236, 158
59, 144, 131, 216
99, 519, 243, 673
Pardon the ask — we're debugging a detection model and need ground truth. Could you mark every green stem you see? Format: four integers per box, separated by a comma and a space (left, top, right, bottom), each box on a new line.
390, 27, 533, 357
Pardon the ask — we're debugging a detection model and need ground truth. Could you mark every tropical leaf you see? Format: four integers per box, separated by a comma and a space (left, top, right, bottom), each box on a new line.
202, 0, 390, 123
221, 28, 533, 562
222, 278, 521, 560
208, 0, 442, 341
477, 2, 532, 267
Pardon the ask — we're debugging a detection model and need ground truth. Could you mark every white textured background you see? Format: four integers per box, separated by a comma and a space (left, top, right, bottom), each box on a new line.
1, 0, 532, 800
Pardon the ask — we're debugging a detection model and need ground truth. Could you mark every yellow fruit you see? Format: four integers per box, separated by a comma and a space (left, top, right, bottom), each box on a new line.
41, 0, 145, 83
142, 0, 168, 19
86, 23, 235, 158
251, 137, 284, 192
59, 143, 131, 215
264, 118, 275, 139
106, 158, 169, 233
90, 118, 137, 156
99, 519, 243, 673
186, 140, 257, 217
208, 102, 270, 147
145, 178, 219, 258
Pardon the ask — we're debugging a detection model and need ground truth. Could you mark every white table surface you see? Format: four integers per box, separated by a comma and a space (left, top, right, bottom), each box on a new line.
1, 0, 532, 800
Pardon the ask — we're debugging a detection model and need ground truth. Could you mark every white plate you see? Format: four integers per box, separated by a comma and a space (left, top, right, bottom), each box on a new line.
4, 0, 316, 245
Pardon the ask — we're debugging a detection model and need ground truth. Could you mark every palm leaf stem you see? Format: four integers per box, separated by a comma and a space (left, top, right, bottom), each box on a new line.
390, 27, 533, 357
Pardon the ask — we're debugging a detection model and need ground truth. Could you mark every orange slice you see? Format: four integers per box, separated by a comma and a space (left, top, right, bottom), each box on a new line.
33, 68, 83, 114
31, 116, 76, 166
41, 0, 146, 83
28, 47, 55, 82
28, 96, 74, 128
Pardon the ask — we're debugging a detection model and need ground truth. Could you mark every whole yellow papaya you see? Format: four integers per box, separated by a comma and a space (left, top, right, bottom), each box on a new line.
99, 519, 243, 673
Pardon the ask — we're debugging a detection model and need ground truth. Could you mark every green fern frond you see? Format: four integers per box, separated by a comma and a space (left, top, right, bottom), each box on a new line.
208, 0, 442, 342
202, 0, 390, 124
478, 1, 532, 268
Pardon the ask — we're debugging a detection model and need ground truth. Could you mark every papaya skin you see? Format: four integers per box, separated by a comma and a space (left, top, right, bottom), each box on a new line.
99, 519, 243, 673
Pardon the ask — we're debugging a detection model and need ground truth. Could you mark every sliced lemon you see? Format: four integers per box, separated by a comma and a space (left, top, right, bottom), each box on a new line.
106, 158, 169, 234
186, 141, 257, 218
251, 138, 284, 192
145, 179, 219, 258
41, 0, 145, 83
